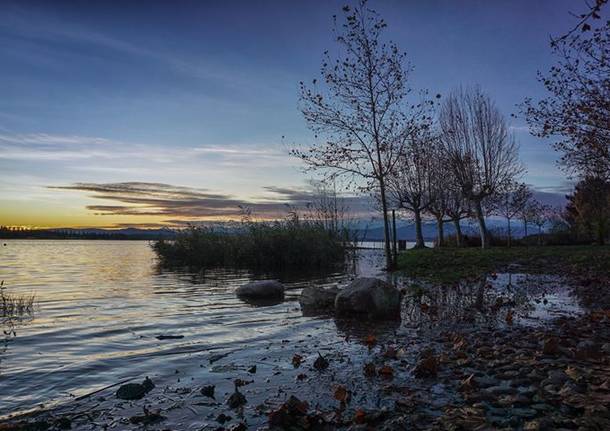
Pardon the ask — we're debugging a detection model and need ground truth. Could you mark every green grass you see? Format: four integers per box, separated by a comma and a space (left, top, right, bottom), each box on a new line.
395, 245, 610, 283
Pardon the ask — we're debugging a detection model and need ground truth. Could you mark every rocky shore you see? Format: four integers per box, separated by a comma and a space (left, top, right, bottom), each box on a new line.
2, 273, 609, 431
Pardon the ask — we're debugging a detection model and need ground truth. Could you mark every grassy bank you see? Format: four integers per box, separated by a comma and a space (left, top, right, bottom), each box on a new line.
396, 245, 610, 283
153, 218, 352, 272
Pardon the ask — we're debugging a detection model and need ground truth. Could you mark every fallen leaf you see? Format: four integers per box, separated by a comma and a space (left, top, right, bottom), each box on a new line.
565, 366, 580, 381
354, 409, 366, 424
378, 365, 394, 378
383, 346, 398, 359
363, 362, 376, 377
334, 385, 350, 403
292, 354, 304, 368
459, 374, 478, 392
365, 334, 377, 348
506, 310, 514, 325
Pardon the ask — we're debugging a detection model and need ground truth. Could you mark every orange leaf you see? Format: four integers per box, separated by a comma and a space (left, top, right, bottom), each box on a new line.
378, 365, 394, 377
365, 334, 377, 347
292, 354, 303, 367
506, 310, 514, 325
354, 408, 366, 424
334, 385, 349, 403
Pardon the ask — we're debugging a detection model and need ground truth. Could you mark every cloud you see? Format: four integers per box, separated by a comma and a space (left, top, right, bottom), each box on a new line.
0, 132, 290, 166
50, 181, 306, 221
49, 181, 376, 225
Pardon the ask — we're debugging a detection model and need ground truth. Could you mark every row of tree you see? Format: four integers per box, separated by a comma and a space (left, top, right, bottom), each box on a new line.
294, 1, 610, 267
292, 1, 537, 267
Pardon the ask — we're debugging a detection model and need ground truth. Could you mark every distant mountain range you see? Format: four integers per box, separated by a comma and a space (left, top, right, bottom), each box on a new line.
1, 218, 541, 241
354, 218, 535, 241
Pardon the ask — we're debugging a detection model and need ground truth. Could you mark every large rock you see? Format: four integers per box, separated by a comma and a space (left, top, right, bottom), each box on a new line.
299, 286, 339, 312
334, 277, 401, 320
236, 280, 284, 299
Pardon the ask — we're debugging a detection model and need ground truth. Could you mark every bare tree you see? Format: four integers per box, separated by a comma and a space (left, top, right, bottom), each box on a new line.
552, 0, 608, 44
445, 186, 471, 247
306, 179, 349, 233
427, 144, 451, 247
529, 200, 553, 245
293, 1, 430, 269
524, 19, 610, 181
386, 132, 434, 248
439, 87, 523, 249
494, 182, 533, 247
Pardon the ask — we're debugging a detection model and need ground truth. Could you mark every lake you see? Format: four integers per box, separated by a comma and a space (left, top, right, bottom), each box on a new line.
0, 240, 582, 427
0, 240, 388, 417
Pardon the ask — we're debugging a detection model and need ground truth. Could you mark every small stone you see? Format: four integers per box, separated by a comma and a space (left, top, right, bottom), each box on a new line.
216, 413, 232, 424
313, 353, 329, 370
575, 340, 602, 360
542, 337, 560, 356
201, 385, 215, 399
116, 377, 155, 400
227, 389, 247, 409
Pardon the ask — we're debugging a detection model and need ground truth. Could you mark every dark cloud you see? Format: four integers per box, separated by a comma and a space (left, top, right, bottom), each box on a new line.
51, 181, 369, 223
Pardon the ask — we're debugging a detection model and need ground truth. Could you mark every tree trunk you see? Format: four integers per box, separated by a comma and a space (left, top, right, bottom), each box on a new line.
538, 225, 542, 245
378, 177, 393, 270
523, 218, 528, 238
392, 209, 397, 266
413, 209, 425, 248
453, 217, 463, 247
436, 215, 445, 247
507, 218, 512, 248
474, 200, 490, 249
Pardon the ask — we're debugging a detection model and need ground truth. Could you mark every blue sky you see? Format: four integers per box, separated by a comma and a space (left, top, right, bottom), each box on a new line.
0, 0, 591, 227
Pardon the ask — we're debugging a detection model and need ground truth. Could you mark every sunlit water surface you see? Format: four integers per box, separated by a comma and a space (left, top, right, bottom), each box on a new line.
0, 240, 583, 421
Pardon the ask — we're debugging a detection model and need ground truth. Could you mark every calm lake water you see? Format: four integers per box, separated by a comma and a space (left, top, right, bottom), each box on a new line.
0, 240, 582, 424
0, 240, 386, 417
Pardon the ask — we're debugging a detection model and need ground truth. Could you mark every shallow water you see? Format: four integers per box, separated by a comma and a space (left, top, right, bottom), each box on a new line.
0, 240, 386, 417
0, 240, 584, 424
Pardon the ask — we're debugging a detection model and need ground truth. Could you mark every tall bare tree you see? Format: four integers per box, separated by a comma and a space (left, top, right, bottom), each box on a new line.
445, 186, 471, 247
293, 1, 430, 268
439, 87, 523, 249
494, 182, 533, 247
386, 132, 434, 249
427, 143, 451, 247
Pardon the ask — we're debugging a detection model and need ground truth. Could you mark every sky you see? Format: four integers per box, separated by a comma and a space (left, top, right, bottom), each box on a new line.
0, 0, 593, 228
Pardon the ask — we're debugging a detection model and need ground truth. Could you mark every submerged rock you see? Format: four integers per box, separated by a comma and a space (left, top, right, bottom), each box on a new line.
334, 277, 401, 320
116, 377, 155, 400
236, 280, 285, 299
227, 389, 247, 409
299, 286, 339, 312
200, 384, 215, 399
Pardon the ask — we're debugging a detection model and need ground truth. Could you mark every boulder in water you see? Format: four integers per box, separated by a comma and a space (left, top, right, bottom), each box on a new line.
235, 280, 284, 299
334, 277, 401, 320
299, 286, 339, 312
